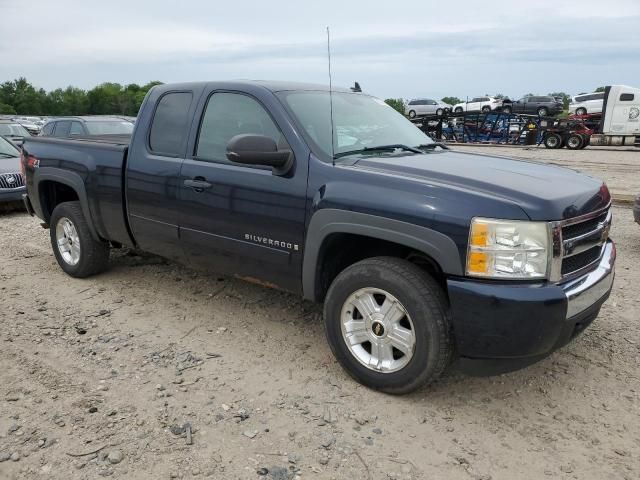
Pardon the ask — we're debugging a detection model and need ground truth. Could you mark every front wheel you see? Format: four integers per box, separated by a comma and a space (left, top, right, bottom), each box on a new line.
481, 106, 491, 113
576, 107, 587, 116
323, 257, 453, 394
408, 110, 416, 119
537, 107, 549, 117
50, 201, 110, 278
454, 107, 463, 113
436, 108, 444, 116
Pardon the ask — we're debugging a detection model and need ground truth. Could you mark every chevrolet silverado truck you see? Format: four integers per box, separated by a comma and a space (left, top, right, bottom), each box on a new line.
20, 81, 616, 394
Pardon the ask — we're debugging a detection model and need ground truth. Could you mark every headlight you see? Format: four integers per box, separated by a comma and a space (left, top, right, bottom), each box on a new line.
466, 218, 550, 279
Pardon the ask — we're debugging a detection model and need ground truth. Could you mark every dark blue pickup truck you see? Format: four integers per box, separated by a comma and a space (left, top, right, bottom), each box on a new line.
21, 81, 615, 393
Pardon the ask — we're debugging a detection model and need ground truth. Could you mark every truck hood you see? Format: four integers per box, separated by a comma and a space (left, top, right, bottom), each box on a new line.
351, 150, 609, 221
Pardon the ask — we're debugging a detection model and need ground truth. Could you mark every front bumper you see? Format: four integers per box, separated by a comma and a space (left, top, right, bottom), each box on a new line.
447, 240, 615, 376
634, 195, 640, 225
0, 187, 26, 204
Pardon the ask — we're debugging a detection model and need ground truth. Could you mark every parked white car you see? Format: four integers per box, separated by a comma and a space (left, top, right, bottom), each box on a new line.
568, 92, 605, 115
453, 96, 502, 113
405, 98, 451, 118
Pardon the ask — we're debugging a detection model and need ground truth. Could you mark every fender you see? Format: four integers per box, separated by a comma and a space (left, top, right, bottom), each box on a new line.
302, 209, 464, 301
34, 167, 100, 241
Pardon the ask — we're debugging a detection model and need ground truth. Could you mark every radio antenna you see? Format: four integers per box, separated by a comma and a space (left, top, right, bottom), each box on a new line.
326, 26, 336, 166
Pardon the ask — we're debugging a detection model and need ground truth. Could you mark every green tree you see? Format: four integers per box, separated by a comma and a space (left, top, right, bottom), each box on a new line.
0, 102, 16, 114
441, 97, 462, 106
548, 91, 571, 110
595, 86, 606, 93
384, 98, 406, 115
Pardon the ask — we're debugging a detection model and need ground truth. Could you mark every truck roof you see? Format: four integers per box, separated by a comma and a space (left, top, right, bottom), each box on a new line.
151, 80, 356, 94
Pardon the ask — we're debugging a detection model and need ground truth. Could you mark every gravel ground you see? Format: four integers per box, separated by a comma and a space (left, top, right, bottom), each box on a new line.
0, 202, 639, 478
450, 145, 640, 199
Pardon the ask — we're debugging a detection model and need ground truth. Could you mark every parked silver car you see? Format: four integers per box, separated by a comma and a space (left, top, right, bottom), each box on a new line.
0, 136, 25, 204
405, 98, 451, 118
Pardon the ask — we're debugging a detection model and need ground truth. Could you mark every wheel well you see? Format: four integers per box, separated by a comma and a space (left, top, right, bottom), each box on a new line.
39, 181, 80, 223
314, 233, 445, 302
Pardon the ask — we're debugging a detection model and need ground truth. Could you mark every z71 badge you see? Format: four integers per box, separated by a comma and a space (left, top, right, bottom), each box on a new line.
245, 234, 299, 251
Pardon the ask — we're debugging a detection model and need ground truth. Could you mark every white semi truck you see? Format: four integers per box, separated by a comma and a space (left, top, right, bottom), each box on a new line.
589, 85, 640, 147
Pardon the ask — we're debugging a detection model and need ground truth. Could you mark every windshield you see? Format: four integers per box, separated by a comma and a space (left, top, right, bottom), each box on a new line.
0, 123, 31, 137
85, 121, 134, 135
0, 137, 20, 157
278, 91, 432, 160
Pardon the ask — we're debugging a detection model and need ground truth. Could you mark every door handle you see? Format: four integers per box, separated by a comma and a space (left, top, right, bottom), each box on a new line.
184, 177, 212, 192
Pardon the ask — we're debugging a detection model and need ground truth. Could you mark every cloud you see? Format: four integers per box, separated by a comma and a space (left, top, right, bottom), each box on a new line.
1, 0, 639, 99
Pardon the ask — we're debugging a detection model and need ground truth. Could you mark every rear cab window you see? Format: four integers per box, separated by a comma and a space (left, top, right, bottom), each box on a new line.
148, 92, 193, 156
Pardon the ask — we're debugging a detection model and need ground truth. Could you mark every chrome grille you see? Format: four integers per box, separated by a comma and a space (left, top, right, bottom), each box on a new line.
551, 206, 612, 281
0, 173, 25, 189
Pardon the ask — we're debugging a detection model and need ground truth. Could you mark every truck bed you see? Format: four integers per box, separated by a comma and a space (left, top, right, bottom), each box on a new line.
22, 135, 134, 247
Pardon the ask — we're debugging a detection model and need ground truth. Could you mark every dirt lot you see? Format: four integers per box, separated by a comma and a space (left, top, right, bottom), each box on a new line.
1, 152, 639, 479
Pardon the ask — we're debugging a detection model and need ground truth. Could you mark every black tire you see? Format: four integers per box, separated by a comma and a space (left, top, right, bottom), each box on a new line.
49, 201, 110, 278
436, 108, 444, 116
566, 134, 584, 150
454, 107, 463, 113
537, 107, 549, 117
502, 106, 512, 114
576, 107, 587, 116
481, 106, 491, 113
544, 133, 562, 149
323, 257, 453, 394
408, 110, 416, 119
579, 134, 590, 149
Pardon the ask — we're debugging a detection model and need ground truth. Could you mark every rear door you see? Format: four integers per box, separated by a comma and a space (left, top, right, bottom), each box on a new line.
176, 89, 308, 293
126, 89, 199, 262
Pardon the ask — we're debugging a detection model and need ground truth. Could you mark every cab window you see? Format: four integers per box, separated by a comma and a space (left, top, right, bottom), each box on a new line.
196, 92, 285, 164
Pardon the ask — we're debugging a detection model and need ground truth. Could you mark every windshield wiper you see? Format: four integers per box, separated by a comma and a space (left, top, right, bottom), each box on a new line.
416, 142, 450, 150
334, 144, 423, 159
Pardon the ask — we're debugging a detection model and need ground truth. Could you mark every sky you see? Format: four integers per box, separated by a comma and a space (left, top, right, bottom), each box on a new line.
2, 0, 640, 101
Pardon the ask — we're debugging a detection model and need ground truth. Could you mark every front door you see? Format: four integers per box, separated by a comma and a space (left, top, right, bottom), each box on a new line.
176, 90, 308, 293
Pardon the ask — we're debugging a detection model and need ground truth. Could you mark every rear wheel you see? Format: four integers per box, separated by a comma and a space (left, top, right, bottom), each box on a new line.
544, 133, 562, 149
323, 257, 453, 394
579, 134, 590, 149
436, 108, 444, 116
576, 107, 587, 116
408, 110, 417, 119
481, 106, 491, 113
50, 201, 110, 278
454, 107, 463, 113
566, 134, 584, 150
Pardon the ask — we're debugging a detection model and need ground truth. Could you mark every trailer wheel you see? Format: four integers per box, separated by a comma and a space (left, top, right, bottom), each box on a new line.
544, 133, 562, 149
566, 134, 584, 150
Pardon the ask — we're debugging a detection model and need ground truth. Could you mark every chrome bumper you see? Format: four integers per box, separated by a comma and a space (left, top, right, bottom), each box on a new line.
562, 240, 615, 318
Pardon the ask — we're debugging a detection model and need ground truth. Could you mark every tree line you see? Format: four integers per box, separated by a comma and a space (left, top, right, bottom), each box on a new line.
0, 78, 163, 116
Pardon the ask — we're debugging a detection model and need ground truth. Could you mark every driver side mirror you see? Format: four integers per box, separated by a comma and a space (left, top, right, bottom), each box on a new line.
226, 134, 293, 175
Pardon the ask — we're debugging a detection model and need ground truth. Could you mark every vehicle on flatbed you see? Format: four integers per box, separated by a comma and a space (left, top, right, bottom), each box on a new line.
21, 81, 616, 393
